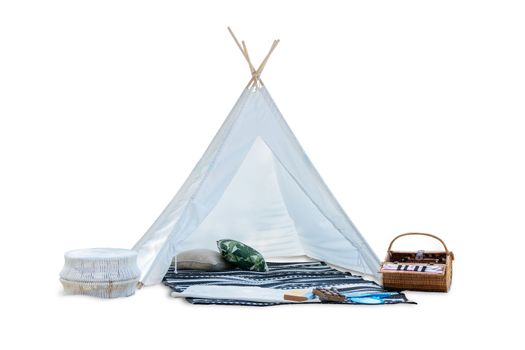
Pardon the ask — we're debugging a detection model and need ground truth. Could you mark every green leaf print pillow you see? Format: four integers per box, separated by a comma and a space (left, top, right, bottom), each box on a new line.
217, 239, 268, 272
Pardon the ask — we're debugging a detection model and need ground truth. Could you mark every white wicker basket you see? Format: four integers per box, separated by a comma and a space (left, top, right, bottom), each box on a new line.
60, 248, 140, 298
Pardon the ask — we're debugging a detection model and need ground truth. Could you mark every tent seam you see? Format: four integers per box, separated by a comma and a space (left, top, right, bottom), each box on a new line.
140, 88, 253, 284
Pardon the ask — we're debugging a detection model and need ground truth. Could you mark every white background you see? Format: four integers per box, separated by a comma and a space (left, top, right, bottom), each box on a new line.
1, 0, 523, 348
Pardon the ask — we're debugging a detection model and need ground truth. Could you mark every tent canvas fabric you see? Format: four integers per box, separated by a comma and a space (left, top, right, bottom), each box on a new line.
133, 30, 381, 286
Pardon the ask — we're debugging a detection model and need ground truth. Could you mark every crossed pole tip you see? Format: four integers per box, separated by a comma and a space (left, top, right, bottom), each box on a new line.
227, 27, 279, 89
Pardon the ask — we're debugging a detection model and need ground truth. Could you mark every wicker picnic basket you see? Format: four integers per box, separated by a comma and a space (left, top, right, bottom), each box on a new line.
381, 233, 454, 292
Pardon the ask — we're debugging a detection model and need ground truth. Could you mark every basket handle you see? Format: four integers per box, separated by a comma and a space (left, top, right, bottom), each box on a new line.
387, 232, 451, 256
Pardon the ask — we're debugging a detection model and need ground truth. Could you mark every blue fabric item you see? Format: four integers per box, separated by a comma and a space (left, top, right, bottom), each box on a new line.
343, 292, 398, 304
350, 297, 384, 304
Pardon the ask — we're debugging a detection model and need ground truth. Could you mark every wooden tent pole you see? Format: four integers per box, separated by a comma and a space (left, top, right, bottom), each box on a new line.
227, 27, 256, 75
241, 41, 258, 89
227, 27, 245, 57
248, 40, 279, 89
256, 39, 279, 77
241, 41, 257, 74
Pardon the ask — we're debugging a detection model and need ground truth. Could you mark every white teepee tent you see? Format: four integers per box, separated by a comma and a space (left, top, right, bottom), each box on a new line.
133, 29, 380, 286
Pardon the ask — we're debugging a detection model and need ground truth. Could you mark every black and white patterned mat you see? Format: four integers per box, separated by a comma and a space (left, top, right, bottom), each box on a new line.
163, 261, 414, 306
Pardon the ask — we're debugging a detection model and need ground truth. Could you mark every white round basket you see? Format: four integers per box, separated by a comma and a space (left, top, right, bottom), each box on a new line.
60, 248, 141, 298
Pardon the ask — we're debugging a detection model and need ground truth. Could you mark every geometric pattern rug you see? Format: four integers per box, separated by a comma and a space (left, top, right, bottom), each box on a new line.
163, 261, 414, 306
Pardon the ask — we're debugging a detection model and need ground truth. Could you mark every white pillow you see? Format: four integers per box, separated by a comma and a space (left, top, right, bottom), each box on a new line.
173, 249, 233, 271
